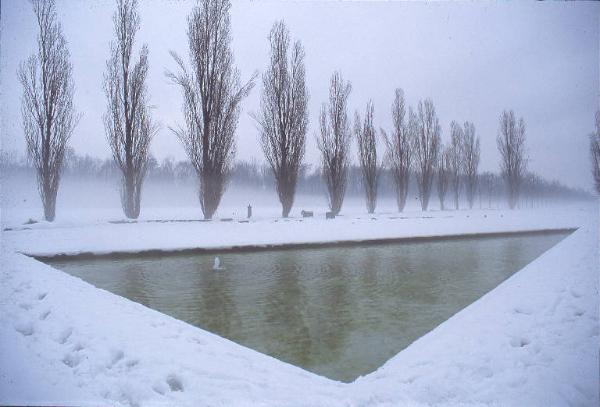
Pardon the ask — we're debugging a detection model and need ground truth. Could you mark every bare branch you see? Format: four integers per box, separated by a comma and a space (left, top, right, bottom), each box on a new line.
411, 98, 440, 211
590, 111, 600, 194
317, 71, 352, 215
103, 0, 156, 219
253, 21, 308, 217
382, 88, 412, 212
18, 0, 79, 221
448, 121, 463, 209
436, 144, 451, 210
462, 121, 480, 209
167, 0, 255, 219
497, 110, 527, 209
355, 100, 379, 213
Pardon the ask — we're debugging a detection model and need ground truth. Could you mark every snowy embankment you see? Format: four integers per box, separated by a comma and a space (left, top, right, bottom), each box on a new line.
0, 205, 598, 406
1, 206, 588, 258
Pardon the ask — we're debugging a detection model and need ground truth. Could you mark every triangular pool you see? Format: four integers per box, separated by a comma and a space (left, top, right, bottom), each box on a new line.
45, 230, 571, 382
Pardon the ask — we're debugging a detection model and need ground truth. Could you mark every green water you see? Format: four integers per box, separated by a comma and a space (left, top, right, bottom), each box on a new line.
46, 231, 569, 382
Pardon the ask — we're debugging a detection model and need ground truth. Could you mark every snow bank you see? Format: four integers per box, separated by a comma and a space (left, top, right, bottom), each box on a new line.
351, 219, 599, 406
0, 248, 347, 406
0, 204, 597, 406
2, 206, 588, 258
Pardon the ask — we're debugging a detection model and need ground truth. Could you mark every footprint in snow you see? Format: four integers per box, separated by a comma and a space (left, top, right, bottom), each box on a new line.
72, 342, 85, 352
509, 337, 531, 348
18, 302, 32, 311
62, 352, 81, 368
14, 320, 34, 336
58, 327, 73, 344
476, 366, 494, 379
569, 288, 583, 298
513, 306, 533, 315
166, 374, 184, 392
125, 358, 139, 369
152, 382, 167, 395
15, 282, 31, 293
107, 349, 124, 368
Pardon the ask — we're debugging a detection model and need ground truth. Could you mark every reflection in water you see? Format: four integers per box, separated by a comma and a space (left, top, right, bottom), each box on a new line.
263, 251, 312, 367
47, 231, 569, 382
197, 266, 240, 339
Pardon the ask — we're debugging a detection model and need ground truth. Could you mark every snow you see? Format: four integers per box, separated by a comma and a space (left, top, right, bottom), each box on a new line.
0, 196, 598, 406
1, 205, 587, 258
351, 218, 599, 406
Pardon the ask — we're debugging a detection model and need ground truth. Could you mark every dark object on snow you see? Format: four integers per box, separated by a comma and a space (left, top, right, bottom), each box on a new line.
326, 211, 335, 219
220, 218, 233, 222
301, 210, 314, 218
247, 204, 252, 219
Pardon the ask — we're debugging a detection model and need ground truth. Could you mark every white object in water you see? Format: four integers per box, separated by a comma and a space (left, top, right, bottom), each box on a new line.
213, 257, 222, 270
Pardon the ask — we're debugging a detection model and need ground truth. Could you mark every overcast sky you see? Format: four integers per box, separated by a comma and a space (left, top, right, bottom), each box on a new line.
1, 0, 598, 190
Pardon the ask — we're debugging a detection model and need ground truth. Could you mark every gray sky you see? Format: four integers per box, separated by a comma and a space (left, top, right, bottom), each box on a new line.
1, 0, 598, 190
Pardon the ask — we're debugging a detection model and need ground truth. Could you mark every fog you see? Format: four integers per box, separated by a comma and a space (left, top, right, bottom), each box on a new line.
1, 0, 598, 192
1, 160, 591, 228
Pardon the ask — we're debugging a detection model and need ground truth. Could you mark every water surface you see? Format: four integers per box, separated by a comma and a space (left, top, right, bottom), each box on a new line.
46, 231, 569, 382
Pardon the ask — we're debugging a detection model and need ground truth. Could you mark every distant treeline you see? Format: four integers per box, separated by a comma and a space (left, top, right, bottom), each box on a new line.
1, 149, 592, 206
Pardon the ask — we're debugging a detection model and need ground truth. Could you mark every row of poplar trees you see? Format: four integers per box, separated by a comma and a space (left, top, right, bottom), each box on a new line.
20, 0, 531, 221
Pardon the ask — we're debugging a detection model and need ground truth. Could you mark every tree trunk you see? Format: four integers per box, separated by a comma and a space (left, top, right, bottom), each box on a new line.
420, 190, 430, 211
396, 186, 407, 212
121, 170, 141, 219
42, 180, 57, 222
281, 198, 292, 218
279, 183, 294, 218
200, 172, 221, 220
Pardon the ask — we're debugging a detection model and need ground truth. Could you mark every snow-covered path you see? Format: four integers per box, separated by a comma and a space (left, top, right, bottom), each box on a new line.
0, 206, 598, 406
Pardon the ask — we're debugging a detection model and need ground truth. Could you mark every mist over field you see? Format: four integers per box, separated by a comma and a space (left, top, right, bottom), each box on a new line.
1, 161, 591, 228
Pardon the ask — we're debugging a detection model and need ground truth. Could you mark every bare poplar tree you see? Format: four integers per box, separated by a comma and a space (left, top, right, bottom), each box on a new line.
167, 0, 255, 219
448, 121, 463, 209
104, 0, 156, 219
590, 111, 600, 194
382, 89, 412, 212
355, 101, 379, 214
462, 121, 480, 209
18, 0, 79, 222
253, 21, 308, 218
497, 110, 527, 209
318, 71, 352, 215
412, 99, 441, 211
436, 145, 451, 210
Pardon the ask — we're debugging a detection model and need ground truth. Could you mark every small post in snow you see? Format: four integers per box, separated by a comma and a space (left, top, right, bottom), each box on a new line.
247, 204, 252, 219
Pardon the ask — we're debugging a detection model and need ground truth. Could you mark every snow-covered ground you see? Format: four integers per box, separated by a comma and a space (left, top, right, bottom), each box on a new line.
0, 177, 597, 406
